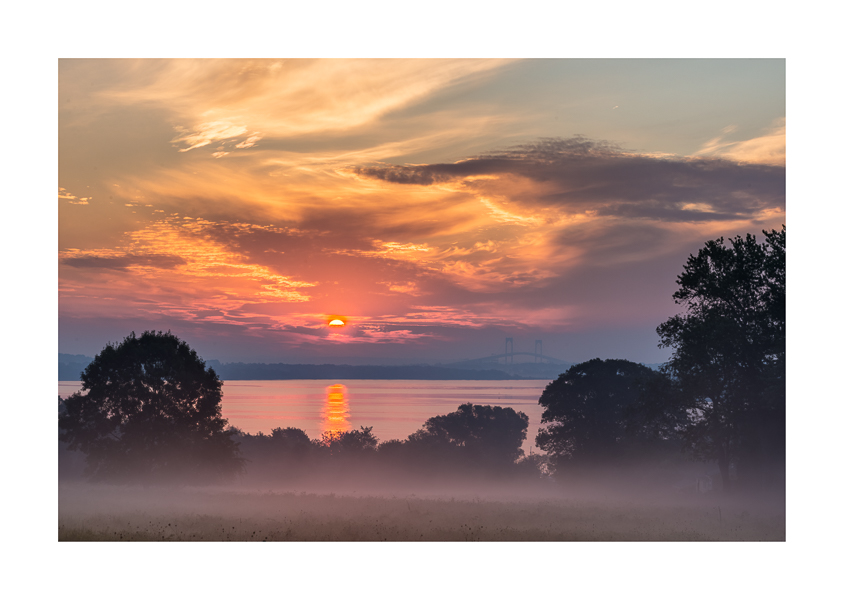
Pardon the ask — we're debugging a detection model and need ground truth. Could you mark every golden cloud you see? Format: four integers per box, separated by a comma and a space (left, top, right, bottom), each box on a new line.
59, 187, 90, 205
101, 59, 514, 144
695, 118, 785, 166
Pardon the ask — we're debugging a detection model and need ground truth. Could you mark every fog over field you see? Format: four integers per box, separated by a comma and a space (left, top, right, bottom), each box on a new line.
58, 461, 785, 542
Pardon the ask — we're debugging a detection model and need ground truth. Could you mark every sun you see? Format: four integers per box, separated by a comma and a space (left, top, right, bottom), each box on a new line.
328, 318, 345, 327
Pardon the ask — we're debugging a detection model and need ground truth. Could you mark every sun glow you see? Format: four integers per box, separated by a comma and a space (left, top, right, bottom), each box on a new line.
328, 318, 346, 327
322, 384, 350, 434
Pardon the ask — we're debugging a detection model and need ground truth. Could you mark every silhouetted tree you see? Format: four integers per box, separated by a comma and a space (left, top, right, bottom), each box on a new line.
623, 372, 687, 447
535, 358, 664, 470
320, 426, 379, 457
270, 426, 314, 455
408, 403, 529, 467
229, 426, 320, 481
657, 226, 785, 490
58, 331, 243, 482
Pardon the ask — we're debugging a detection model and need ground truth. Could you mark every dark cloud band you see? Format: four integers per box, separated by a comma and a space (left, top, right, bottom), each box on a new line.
353, 136, 785, 223
61, 254, 187, 271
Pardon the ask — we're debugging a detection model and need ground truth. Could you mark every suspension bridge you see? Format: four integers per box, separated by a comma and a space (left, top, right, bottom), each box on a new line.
448, 338, 568, 370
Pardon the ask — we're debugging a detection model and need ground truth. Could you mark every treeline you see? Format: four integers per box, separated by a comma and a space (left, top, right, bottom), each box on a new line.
57, 332, 544, 485
230, 403, 545, 486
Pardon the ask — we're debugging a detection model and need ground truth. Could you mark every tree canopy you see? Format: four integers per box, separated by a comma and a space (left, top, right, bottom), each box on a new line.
656, 226, 785, 490
535, 358, 665, 469
320, 426, 379, 456
58, 331, 243, 482
408, 403, 529, 466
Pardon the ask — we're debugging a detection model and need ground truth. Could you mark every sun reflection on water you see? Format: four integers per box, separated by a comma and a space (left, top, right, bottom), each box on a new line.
322, 384, 350, 435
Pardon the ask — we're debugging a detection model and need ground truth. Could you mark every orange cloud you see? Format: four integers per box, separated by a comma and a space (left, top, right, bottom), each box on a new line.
60, 216, 317, 325
172, 121, 249, 152
379, 281, 424, 296
59, 187, 90, 205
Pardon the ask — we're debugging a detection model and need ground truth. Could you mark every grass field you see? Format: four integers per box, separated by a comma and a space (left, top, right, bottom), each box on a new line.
58, 483, 784, 541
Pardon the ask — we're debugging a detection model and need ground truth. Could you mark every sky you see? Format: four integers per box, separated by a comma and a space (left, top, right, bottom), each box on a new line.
58, 58, 785, 365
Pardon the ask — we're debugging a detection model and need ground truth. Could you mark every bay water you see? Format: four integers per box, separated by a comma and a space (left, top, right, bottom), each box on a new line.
59, 379, 552, 453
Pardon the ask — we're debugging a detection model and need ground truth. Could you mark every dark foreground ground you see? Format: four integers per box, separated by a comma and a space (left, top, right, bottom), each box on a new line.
58, 481, 785, 541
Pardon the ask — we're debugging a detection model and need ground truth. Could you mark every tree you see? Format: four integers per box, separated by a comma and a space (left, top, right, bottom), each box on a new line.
408, 403, 529, 466
269, 426, 314, 456
535, 358, 664, 470
58, 331, 243, 482
622, 372, 687, 447
656, 226, 785, 490
320, 426, 379, 457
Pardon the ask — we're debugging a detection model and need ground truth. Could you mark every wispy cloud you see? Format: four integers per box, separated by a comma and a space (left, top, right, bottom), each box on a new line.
102, 59, 514, 152
60, 216, 317, 327
694, 118, 785, 166
59, 187, 90, 205
379, 281, 425, 296
235, 133, 262, 149
171, 121, 248, 152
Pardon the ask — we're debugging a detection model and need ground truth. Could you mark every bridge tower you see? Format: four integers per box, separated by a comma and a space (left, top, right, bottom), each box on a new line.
535, 340, 542, 362
504, 337, 514, 364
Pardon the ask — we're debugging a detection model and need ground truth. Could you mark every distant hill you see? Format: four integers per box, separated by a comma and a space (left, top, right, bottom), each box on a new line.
59, 354, 524, 381
212, 362, 523, 380
443, 360, 571, 380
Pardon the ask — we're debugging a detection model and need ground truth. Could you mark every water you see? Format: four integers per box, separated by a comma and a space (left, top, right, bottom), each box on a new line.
58, 379, 551, 452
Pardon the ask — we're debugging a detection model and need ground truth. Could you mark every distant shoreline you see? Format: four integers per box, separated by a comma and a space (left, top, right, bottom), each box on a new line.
210, 363, 536, 380
59, 355, 568, 381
